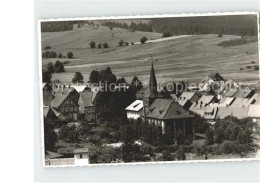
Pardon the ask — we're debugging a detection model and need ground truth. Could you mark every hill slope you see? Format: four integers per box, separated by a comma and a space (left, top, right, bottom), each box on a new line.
41, 25, 259, 86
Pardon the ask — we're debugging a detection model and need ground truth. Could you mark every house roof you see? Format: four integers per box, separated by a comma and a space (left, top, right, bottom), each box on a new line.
125, 100, 143, 112
216, 106, 249, 119
217, 80, 238, 94
208, 72, 225, 81
42, 83, 47, 89
145, 98, 193, 120
245, 93, 259, 107
43, 106, 66, 120
204, 107, 218, 120
224, 88, 239, 97
43, 106, 50, 117
248, 105, 260, 118
70, 84, 90, 93
73, 148, 89, 154
171, 94, 178, 100
177, 98, 190, 107
78, 91, 94, 107
179, 92, 196, 100
219, 97, 235, 106
45, 151, 64, 159
197, 95, 215, 107
51, 87, 77, 108
231, 98, 249, 107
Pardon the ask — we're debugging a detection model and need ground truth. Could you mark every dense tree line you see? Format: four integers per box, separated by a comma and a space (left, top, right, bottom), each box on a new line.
41, 21, 84, 32
103, 20, 153, 32
218, 37, 257, 47
151, 15, 258, 36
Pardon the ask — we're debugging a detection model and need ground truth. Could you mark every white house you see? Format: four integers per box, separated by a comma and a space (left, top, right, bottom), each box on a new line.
73, 148, 90, 166
125, 100, 143, 120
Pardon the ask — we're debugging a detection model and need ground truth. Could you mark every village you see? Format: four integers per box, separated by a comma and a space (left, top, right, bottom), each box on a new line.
43, 61, 260, 166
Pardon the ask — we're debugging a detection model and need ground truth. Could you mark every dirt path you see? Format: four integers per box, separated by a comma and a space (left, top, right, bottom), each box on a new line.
134, 35, 191, 44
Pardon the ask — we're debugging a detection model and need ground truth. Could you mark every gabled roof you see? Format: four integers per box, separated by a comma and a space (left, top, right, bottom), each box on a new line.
45, 151, 64, 159
42, 83, 47, 89
197, 95, 215, 107
177, 98, 190, 107
146, 98, 193, 120
248, 105, 260, 118
217, 80, 239, 94
70, 84, 90, 93
179, 92, 196, 100
43, 106, 66, 120
208, 72, 225, 81
219, 97, 235, 107
78, 91, 94, 107
233, 89, 254, 98
125, 100, 143, 112
245, 93, 259, 107
51, 87, 78, 108
216, 107, 249, 119
204, 107, 218, 120
231, 98, 249, 107
224, 88, 239, 97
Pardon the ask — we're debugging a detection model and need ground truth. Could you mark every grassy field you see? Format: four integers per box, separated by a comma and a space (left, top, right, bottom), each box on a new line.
41, 24, 259, 86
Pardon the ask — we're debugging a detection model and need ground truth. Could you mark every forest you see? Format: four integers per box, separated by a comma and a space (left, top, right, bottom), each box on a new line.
103, 15, 258, 36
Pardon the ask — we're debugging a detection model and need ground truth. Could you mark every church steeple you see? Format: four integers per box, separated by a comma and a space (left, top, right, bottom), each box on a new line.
149, 62, 157, 95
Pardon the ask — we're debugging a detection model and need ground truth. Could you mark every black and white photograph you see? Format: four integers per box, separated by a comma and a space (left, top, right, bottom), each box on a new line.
39, 12, 260, 167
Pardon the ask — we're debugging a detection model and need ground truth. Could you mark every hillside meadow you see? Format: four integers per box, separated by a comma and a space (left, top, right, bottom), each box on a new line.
41, 24, 259, 87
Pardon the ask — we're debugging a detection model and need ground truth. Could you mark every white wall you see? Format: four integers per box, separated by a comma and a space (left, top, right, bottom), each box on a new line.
127, 111, 141, 120
74, 153, 89, 166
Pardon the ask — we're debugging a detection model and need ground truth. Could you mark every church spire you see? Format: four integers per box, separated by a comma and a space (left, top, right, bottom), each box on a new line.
149, 61, 158, 95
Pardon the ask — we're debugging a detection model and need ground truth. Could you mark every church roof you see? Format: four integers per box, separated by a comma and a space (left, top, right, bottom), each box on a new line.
146, 98, 193, 120
149, 62, 157, 88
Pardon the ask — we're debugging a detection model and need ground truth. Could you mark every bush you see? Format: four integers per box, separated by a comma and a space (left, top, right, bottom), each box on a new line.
42, 51, 49, 58
140, 36, 148, 44
131, 42, 134, 45
162, 30, 172, 38
59, 124, 80, 143
125, 42, 129, 46
218, 34, 223, 37
89, 41, 96, 48
44, 46, 51, 50
49, 51, 57, 58
67, 52, 73, 59
118, 40, 124, 47
47, 62, 54, 73
162, 150, 175, 161
72, 72, 84, 83
103, 42, 109, 48
254, 65, 259, 70
176, 146, 186, 160
63, 60, 70, 64
54, 61, 65, 73
42, 71, 52, 83
58, 53, 62, 58
240, 67, 244, 71
98, 43, 102, 49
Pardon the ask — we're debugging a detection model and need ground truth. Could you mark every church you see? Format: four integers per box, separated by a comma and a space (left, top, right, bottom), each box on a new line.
126, 63, 194, 138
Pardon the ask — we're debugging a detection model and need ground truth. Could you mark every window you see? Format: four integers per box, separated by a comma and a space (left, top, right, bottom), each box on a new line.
70, 107, 73, 112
